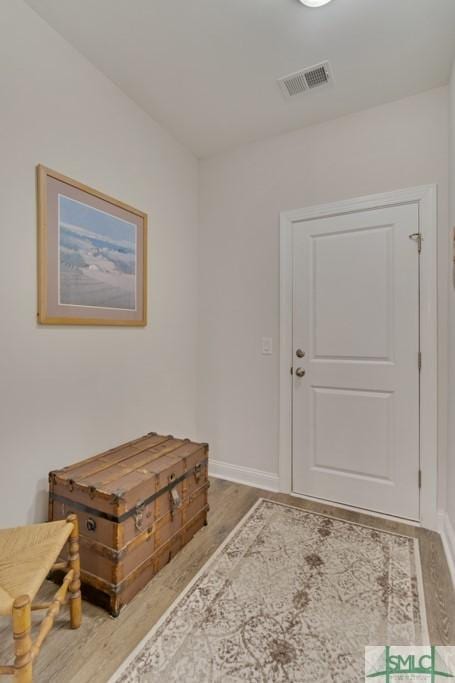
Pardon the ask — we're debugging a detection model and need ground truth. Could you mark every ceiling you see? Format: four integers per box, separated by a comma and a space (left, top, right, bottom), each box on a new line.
26, 0, 455, 158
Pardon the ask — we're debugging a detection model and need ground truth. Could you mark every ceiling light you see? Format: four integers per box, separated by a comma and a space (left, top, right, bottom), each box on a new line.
299, 0, 334, 7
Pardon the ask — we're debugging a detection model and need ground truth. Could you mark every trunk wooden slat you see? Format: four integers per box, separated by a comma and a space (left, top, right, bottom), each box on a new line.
48, 433, 209, 616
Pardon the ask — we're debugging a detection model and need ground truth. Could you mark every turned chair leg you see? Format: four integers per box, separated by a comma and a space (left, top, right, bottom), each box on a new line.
13, 595, 32, 683
66, 514, 82, 629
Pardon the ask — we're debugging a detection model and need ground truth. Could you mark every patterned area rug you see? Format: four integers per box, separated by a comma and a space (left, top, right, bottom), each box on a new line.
112, 499, 428, 682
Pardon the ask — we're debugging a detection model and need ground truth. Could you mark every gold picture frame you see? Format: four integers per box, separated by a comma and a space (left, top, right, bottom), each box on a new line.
37, 165, 147, 326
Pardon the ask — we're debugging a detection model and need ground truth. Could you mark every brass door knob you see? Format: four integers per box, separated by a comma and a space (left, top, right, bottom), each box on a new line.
296, 349, 305, 358
295, 368, 306, 378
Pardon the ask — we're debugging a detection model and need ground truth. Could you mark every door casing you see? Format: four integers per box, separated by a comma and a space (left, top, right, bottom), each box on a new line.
279, 186, 438, 529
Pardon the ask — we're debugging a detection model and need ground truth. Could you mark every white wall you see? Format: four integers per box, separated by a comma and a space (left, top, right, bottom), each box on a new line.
448, 62, 455, 530
199, 88, 449, 506
0, 1, 199, 527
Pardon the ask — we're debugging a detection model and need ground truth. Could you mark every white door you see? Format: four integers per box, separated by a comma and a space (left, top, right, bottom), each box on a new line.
292, 203, 420, 519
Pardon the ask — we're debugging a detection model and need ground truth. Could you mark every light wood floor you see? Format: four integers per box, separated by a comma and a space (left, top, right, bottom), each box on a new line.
1, 477, 454, 682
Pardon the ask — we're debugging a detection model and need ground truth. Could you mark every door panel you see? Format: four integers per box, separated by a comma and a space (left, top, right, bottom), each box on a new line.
292, 204, 420, 519
312, 387, 393, 481
313, 225, 392, 360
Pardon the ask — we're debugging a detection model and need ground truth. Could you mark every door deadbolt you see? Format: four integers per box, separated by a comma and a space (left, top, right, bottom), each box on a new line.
296, 349, 305, 358
295, 368, 306, 378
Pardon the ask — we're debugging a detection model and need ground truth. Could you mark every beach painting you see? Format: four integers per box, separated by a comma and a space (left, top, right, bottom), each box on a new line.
59, 195, 137, 311
37, 165, 147, 325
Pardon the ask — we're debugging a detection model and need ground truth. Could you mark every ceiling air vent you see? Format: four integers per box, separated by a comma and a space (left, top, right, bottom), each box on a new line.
278, 61, 332, 99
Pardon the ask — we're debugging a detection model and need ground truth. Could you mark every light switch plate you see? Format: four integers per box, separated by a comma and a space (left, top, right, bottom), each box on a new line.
262, 337, 273, 355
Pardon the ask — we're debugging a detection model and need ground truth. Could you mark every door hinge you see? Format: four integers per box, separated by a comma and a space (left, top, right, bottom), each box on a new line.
409, 232, 423, 253
418, 469, 422, 489
290, 367, 293, 375
418, 351, 422, 372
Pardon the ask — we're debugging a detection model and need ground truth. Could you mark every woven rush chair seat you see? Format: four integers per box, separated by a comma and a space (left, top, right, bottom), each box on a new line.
0, 521, 72, 616
0, 515, 82, 682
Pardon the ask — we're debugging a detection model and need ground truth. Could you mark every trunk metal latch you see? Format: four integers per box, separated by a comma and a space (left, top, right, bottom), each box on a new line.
134, 501, 146, 531
169, 473, 182, 518
194, 463, 202, 483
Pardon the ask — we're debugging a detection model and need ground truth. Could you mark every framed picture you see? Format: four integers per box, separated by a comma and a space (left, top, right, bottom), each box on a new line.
37, 165, 147, 326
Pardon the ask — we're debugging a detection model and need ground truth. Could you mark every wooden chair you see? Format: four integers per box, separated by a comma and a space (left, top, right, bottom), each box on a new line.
0, 514, 81, 682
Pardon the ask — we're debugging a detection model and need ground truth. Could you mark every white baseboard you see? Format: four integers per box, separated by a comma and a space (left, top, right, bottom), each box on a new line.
438, 510, 455, 589
209, 459, 280, 493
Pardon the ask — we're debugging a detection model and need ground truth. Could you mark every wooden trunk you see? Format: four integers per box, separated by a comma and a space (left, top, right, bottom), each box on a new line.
48, 433, 209, 616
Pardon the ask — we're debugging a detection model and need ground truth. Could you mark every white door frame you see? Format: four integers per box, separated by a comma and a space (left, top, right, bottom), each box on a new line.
279, 185, 438, 529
